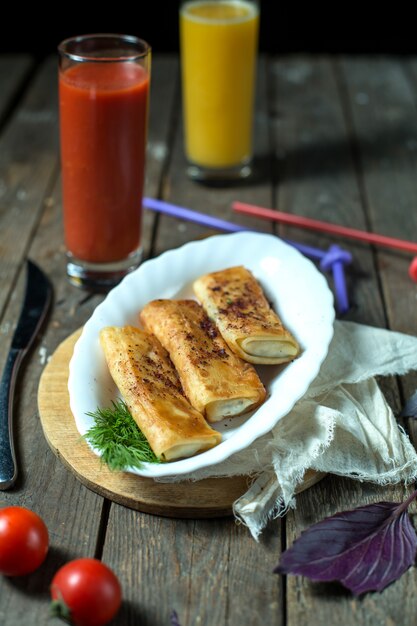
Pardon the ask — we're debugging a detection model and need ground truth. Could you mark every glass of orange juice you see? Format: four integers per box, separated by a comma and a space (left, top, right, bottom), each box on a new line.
180, 0, 259, 182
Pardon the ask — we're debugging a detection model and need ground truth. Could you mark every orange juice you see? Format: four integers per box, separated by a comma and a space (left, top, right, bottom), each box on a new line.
180, 0, 259, 177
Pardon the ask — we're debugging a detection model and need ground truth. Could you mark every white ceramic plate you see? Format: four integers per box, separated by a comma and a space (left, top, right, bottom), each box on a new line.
68, 232, 335, 477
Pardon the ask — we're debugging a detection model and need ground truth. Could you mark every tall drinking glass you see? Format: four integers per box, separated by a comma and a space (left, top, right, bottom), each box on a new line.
180, 0, 259, 182
58, 34, 151, 290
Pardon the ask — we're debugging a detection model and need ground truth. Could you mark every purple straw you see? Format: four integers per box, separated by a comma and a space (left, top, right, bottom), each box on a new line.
144, 197, 247, 233
143, 197, 351, 314
320, 245, 352, 314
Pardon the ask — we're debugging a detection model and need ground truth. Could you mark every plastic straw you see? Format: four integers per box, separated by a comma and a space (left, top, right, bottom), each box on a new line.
232, 201, 417, 254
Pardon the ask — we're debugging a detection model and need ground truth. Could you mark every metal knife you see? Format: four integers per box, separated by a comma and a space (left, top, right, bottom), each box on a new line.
0, 260, 52, 489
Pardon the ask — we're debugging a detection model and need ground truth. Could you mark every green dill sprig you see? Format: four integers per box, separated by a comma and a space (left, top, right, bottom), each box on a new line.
84, 400, 160, 471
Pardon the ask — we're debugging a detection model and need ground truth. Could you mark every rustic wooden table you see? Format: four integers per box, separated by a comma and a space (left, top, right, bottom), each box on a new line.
1, 52, 417, 626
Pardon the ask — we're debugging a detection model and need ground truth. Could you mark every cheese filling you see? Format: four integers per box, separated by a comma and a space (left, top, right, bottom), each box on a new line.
161, 439, 218, 461
241, 338, 299, 358
206, 398, 254, 422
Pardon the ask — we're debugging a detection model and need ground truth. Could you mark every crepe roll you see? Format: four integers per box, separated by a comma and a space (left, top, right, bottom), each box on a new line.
140, 300, 266, 423
193, 266, 300, 365
99, 326, 221, 461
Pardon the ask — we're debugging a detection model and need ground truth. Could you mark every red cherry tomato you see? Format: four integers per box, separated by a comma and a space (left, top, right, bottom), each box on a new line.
0, 506, 49, 576
50, 558, 122, 626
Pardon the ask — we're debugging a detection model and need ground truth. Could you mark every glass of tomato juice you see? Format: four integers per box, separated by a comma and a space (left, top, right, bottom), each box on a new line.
58, 34, 151, 289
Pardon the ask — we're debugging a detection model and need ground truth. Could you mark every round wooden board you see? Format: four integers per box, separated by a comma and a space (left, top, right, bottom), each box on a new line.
37, 330, 324, 518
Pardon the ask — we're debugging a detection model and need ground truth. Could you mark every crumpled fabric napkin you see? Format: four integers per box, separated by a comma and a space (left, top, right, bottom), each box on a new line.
161, 321, 417, 540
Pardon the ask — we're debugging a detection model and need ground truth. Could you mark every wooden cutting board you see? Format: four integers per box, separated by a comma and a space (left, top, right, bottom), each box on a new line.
37, 330, 323, 518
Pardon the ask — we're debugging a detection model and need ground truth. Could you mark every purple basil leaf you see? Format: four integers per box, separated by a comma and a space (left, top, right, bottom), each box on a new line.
170, 610, 182, 626
275, 492, 417, 595
400, 389, 417, 417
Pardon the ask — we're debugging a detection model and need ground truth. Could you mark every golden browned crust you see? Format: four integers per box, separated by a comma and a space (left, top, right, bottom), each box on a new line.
193, 266, 300, 364
99, 326, 221, 460
140, 300, 266, 422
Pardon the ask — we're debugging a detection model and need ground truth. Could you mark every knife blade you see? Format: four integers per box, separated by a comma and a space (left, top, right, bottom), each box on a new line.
0, 260, 52, 489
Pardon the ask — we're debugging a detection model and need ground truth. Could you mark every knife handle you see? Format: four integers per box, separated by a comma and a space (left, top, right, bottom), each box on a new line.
0, 348, 23, 489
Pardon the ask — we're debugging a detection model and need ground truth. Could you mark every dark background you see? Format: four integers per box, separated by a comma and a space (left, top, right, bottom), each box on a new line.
1, 3, 416, 56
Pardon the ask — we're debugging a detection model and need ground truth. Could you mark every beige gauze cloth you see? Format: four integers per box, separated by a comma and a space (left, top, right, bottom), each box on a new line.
160, 320, 417, 540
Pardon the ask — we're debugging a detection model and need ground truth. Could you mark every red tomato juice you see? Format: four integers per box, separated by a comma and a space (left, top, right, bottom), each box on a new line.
59, 62, 149, 263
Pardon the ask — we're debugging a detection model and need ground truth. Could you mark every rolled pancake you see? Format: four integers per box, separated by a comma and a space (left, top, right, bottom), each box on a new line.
100, 326, 221, 461
193, 266, 300, 365
140, 300, 266, 422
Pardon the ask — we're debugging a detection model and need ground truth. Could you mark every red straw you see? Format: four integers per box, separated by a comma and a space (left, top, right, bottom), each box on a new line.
232, 201, 417, 255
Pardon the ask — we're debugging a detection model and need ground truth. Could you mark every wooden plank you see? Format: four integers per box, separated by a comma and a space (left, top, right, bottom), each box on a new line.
338, 56, 417, 336
0, 56, 59, 324
102, 509, 282, 626
0, 56, 105, 626
339, 58, 417, 594
0, 55, 33, 123
270, 55, 386, 325
399, 57, 417, 445
102, 510, 195, 625
339, 56, 417, 428
0, 275, 105, 625
270, 56, 414, 626
225, 522, 281, 624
